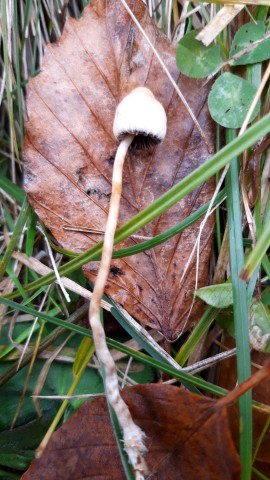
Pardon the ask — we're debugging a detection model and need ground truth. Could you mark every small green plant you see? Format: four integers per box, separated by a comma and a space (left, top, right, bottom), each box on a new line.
176, 19, 270, 127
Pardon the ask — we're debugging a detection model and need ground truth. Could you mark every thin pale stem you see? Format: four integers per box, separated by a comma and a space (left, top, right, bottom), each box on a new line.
89, 134, 148, 478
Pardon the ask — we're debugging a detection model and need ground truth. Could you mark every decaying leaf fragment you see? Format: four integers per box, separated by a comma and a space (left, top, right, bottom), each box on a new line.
23, 0, 216, 340
21, 384, 241, 480
21, 361, 270, 479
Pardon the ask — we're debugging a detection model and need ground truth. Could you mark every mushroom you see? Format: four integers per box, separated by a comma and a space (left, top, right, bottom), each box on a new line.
89, 87, 167, 478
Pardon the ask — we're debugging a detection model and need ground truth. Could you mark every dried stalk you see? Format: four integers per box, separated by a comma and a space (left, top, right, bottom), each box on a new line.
89, 135, 148, 478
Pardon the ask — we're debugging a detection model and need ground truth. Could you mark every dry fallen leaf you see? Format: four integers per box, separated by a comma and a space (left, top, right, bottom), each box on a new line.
23, 0, 215, 340
21, 384, 241, 480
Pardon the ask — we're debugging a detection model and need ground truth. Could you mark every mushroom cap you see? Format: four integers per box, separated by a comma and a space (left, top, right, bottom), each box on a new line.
113, 87, 167, 150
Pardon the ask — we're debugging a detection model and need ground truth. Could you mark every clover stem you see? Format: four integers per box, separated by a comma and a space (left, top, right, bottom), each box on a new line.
89, 134, 148, 478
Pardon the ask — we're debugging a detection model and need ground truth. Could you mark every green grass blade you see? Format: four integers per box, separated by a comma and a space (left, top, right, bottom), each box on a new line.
0, 176, 26, 205
1, 0, 19, 159
258, 190, 270, 278
21, 0, 32, 52
111, 301, 201, 394
25, 209, 37, 258
0, 296, 228, 397
110, 301, 192, 371
5, 266, 29, 301
0, 198, 30, 279
252, 414, 270, 467
5, 113, 270, 300
241, 220, 270, 282
226, 129, 252, 480
13, 0, 24, 148
215, 125, 222, 252
175, 306, 218, 365
252, 468, 270, 480
111, 302, 173, 362
31, 0, 42, 76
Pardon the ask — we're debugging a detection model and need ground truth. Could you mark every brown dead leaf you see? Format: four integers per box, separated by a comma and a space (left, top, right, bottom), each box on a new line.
21, 384, 241, 480
23, 0, 215, 340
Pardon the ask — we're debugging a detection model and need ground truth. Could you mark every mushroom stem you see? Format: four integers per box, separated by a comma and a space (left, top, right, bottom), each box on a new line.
89, 134, 148, 478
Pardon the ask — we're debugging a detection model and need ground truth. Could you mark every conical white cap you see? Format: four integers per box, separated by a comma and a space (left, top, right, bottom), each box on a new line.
113, 87, 167, 150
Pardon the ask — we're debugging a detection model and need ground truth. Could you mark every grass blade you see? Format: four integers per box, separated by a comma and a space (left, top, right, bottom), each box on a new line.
1, 0, 19, 159
0, 176, 25, 205
226, 129, 252, 480
240, 220, 270, 281
175, 306, 218, 365
0, 198, 30, 279
0, 296, 228, 397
